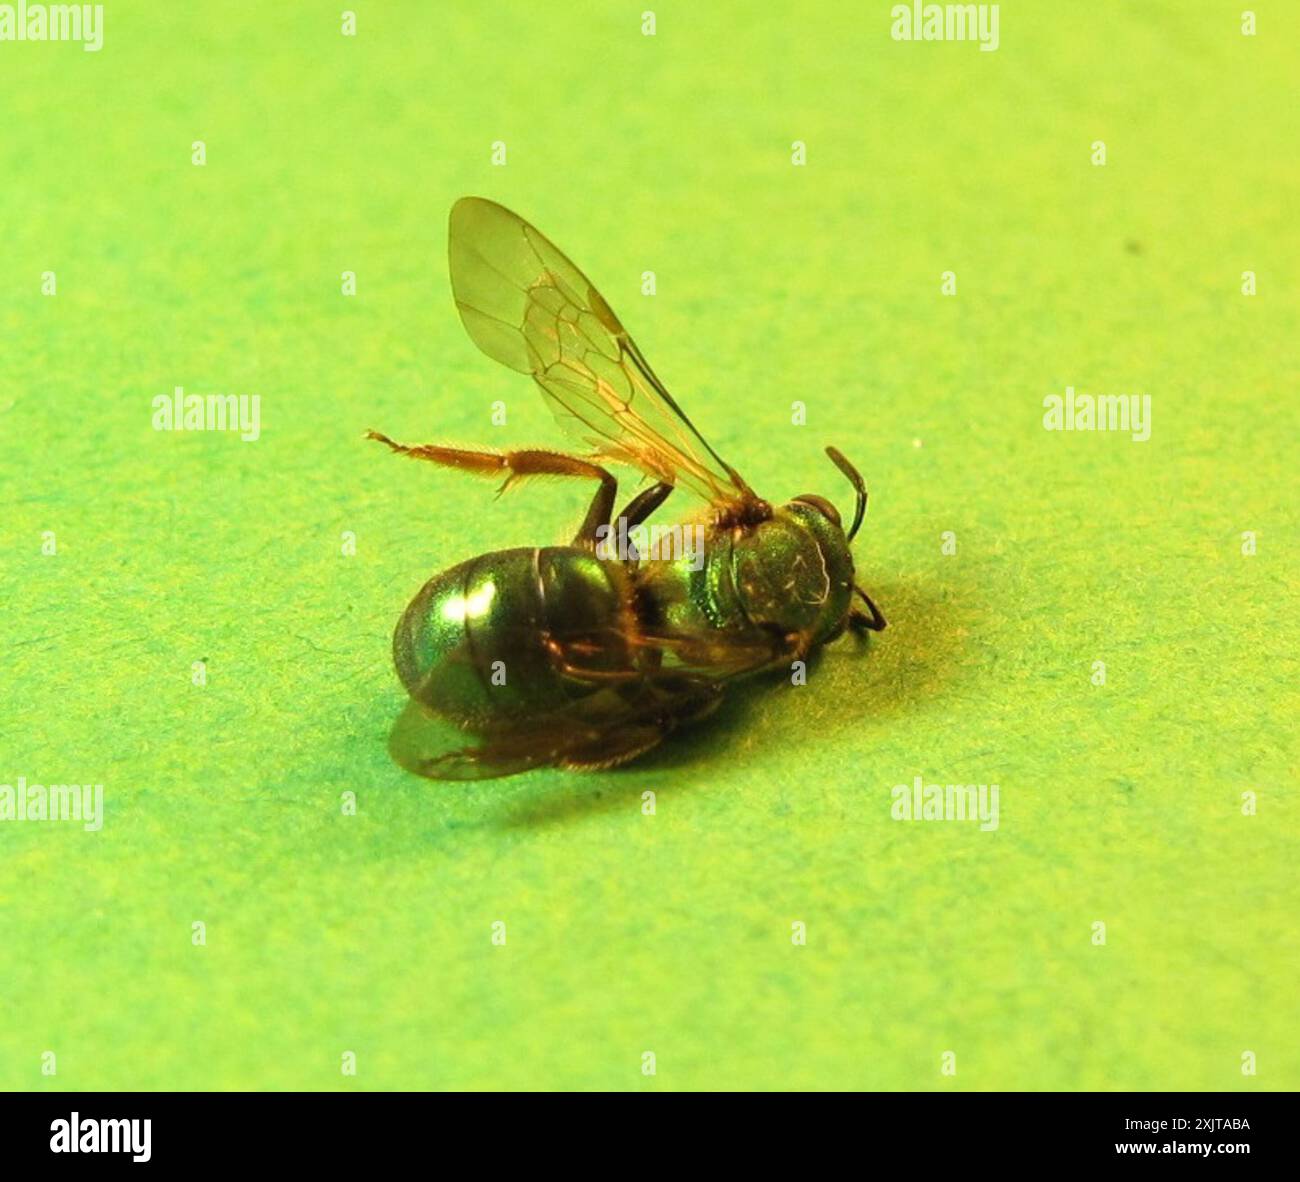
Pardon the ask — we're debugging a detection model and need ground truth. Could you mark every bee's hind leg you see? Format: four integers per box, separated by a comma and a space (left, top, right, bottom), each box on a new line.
365, 431, 617, 546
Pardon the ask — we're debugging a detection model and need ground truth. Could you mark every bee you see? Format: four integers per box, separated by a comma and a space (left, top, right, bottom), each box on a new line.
369, 197, 886, 779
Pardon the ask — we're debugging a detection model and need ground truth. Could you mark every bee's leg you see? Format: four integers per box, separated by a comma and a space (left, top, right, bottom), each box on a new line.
609, 482, 675, 561
616, 482, 674, 529
849, 585, 887, 632
366, 431, 616, 544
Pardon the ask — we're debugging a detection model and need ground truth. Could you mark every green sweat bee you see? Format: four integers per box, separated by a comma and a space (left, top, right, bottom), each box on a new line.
369, 197, 886, 779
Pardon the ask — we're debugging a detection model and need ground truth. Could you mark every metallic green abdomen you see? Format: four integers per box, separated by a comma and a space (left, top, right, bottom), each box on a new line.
394, 547, 634, 731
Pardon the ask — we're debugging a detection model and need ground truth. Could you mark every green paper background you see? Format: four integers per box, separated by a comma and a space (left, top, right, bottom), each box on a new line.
1, 2, 1296, 1091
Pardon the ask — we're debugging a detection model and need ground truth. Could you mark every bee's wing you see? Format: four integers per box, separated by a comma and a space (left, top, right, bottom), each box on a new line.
449, 197, 759, 510
388, 619, 799, 782
388, 675, 723, 782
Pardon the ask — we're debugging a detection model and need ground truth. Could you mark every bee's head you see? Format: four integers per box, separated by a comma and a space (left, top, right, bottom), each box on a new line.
736, 447, 885, 646
776, 447, 884, 641
729, 509, 845, 655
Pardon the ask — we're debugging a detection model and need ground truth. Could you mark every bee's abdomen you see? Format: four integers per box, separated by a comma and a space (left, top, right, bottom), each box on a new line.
393, 547, 635, 731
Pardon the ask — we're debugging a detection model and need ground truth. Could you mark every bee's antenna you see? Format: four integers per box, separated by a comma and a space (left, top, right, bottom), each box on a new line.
825, 446, 867, 543
852, 585, 888, 631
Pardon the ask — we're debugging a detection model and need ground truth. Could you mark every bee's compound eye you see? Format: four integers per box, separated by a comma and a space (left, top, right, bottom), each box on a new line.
791, 494, 841, 528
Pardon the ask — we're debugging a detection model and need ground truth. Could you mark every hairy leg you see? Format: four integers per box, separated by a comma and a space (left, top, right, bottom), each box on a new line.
367, 430, 617, 545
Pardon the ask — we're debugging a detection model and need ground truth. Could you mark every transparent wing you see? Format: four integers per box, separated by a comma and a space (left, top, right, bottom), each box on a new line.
387, 615, 792, 782
389, 675, 723, 781
448, 196, 757, 509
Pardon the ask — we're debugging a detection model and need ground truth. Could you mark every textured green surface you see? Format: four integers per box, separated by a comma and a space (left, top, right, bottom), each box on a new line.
1, 2, 1296, 1091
